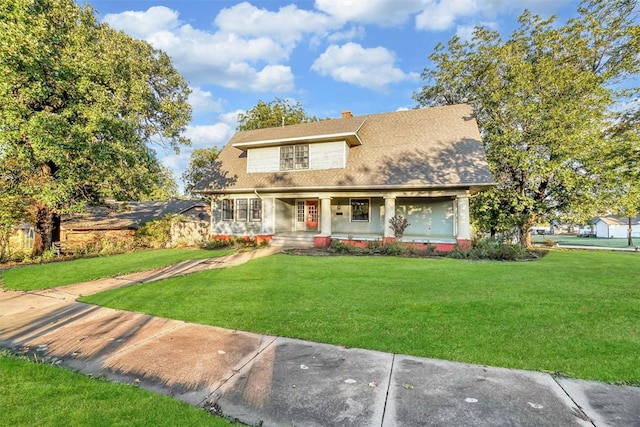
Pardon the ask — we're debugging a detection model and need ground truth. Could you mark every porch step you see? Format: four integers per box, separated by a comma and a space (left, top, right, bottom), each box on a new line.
270, 234, 315, 249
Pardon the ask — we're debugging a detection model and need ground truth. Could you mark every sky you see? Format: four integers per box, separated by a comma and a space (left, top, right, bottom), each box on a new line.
83, 0, 580, 193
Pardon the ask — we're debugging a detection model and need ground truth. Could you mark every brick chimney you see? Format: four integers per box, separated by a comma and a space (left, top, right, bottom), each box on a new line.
341, 110, 353, 118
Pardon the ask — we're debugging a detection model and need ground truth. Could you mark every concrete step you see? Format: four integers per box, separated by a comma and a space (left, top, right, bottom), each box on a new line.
270, 235, 315, 249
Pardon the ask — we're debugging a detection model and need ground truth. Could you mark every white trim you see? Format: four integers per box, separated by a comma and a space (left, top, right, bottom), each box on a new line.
233, 131, 363, 149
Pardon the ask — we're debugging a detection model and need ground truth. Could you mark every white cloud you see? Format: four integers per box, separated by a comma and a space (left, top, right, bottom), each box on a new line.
102, 7, 294, 91
415, 0, 574, 31
415, 0, 478, 31
326, 26, 366, 43
185, 123, 233, 149
161, 121, 236, 191
188, 87, 224, 114
215, 2, 337, 47
311, 43, 419, 91
315, 0, 426, 27
103, 6, 180, 39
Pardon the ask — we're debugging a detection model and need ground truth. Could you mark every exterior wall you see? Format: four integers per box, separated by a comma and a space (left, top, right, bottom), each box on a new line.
60, 229, 135, 252
395, 198, 455, 238
211, 198, 263, 236
210, 193, 462, 245
595, 220, 610, 238
246, 141, 347, 173
595, 221, 640, 239
170, 220, 209, 246
275, 199, 294, 233
309, 141, 347, 170
8, 227, 35, 252
262, 197, 275, 234
331, 197, 384, 235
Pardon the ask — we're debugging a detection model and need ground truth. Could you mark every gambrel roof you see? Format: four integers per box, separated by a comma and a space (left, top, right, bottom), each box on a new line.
196, 104, 495, 194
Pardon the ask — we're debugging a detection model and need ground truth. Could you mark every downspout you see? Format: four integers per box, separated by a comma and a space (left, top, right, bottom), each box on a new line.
254, 189, 264, 234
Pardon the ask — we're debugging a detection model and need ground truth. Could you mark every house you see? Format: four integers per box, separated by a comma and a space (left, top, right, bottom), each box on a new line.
60, 200, 210, 251
195, 104, 495, 250
6, 222, 35, 253
593, 215, 640, 239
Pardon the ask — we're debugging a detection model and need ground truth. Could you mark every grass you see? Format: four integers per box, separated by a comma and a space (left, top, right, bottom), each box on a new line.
0, 248, 231, 291
532, 234, 637, 248
0, 351, 234, 426
82, 250, 640, 384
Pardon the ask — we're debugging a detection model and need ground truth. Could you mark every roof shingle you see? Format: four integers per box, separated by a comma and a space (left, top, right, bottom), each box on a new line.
197, 104, 494, 193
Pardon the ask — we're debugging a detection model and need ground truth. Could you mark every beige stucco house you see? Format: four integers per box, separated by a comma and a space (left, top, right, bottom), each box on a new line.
196, 104, 494, 250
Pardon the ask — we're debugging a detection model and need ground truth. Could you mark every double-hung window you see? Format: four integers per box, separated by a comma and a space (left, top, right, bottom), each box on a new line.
236, 199, 248, 222
294, 144, 309, 169
350, 198, 370, 222
280, 145, 309, 171
222, 199, 234, 221
250, 198, 262, 221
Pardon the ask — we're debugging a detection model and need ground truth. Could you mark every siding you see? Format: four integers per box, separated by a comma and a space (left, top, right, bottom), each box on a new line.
396, 198, 454, 237
246, 141, 347, 173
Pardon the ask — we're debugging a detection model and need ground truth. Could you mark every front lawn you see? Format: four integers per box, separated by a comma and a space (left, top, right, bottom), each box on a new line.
0, 352, 233, 426
532, 234, 636, 248
1, 249, 231, 291
81, 250, 640, 384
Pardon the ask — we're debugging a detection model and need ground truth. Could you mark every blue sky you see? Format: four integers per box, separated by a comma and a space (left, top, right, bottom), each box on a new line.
84, 0, 579, 192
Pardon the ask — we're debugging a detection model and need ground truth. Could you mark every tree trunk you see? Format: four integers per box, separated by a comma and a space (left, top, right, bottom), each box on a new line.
519, 219, 534, 248
32, 204, 53, 256
628, 217, 633, 247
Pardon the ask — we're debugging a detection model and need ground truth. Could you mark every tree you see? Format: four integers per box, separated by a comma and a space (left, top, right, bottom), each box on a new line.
0, 0, 191, 254
237, 98, 318, 131
182, 147, 221, 196
414, 0, 639, 247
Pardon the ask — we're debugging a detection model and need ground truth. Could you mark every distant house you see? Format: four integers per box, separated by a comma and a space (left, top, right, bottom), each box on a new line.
7, 222, 35, 253
60, 200, 210, 251
593, 215, 640, 239
195, 104, 495, 250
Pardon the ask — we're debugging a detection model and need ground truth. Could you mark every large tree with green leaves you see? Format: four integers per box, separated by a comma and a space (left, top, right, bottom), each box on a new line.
237, 98, 318, 131
181, 147, 221, 197
0, 0, 191, 254
415, 0, 639, 246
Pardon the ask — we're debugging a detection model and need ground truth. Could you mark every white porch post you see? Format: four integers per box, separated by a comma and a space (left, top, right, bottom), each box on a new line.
384, 196, 396, 239
456, 196, 471, 241
320, 196, 332, 235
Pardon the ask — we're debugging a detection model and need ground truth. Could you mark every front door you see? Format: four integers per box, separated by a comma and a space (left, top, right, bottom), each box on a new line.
306, 200, 318, 230
296, 199, 318, 231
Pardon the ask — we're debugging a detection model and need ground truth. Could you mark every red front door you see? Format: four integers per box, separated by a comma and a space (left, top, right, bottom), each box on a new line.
306, 200, 318, 229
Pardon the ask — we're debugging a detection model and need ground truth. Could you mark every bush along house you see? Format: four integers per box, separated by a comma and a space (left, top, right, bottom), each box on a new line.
195, 104, 495, 251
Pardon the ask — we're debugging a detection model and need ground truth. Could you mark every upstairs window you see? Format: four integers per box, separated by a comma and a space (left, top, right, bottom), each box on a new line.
280, 144, 309, 171
280, 146, 294, 170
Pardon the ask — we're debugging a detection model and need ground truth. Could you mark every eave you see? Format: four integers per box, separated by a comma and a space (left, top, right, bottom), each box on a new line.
231, 131, 363, 150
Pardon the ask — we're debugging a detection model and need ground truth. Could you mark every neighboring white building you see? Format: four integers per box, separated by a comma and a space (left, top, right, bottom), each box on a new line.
594, 215, 640, 239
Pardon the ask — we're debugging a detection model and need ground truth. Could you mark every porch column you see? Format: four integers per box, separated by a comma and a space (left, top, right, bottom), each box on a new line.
320, 196, 332, 235
456, 196, 471, 241
384, 196, 396, 239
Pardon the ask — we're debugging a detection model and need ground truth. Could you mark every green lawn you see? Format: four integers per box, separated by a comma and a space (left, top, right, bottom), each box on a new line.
533, 234, 637, 248
82, 250, 640, 384
0, 352, 234, 426
0, 249, 231, 291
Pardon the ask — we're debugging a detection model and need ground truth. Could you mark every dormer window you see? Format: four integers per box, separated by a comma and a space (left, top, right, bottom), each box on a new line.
280, 144, 309, 171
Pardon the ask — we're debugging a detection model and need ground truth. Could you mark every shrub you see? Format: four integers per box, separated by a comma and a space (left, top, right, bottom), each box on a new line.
201, 238, 230, 250
389, 215, 410, 240
449, 237, 530, 261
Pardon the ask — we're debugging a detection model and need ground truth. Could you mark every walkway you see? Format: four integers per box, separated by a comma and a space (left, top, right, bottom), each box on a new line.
1, 247, 638, 426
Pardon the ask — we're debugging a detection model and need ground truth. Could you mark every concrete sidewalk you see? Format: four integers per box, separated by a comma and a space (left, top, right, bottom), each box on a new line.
1, 247, 638, 426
